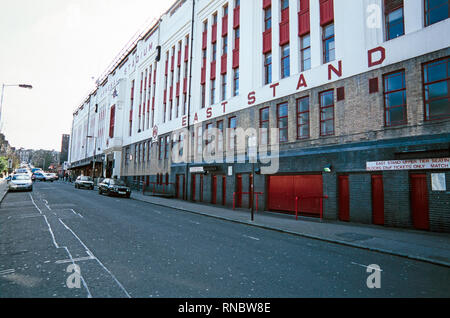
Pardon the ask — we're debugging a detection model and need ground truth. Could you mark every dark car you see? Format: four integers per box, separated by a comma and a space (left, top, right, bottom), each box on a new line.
75, 176, 94, 190
98, 178, 131, 198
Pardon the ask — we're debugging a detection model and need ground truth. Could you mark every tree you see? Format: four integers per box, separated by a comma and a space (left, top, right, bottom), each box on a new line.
0, 157, 8, 175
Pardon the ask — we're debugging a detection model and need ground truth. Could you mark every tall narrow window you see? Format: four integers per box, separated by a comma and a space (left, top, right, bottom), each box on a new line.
277, 102, 288, 142
383, 70, 407, 126
233, 68, 239, 96
201, 84, 206, 108
221, 74, 227, 101
423, 57, 449, 121
217, 120, 224, 153
297, 97, 310, 139
385, 0, 404, 40
264, 52, 272, 84
300, 34, 311, 71
322, 23, 335, 63
228, 116, 237, 150
265, 5, 272, 30
109, 105, 116, 138
425, 0, 449, 27
211, 79, 216, 105
165, 136, 170, 159
319, 90, 335, 136
260, 107, 270, 145
281, 44, 290, 78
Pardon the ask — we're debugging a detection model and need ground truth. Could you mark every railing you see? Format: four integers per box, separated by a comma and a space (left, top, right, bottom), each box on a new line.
295, 195, 329, 221
143, 182, 176, 196
233, 192, 264, 212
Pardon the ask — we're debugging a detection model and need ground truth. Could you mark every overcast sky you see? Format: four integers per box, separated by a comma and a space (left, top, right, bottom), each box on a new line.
0, 0, 170, 151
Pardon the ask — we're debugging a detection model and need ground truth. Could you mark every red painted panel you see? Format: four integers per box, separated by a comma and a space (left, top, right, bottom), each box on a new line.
281, 7, 289, 22
232, 48, 239, 69
411, 174, 430, 230
263, 0, 271, 9
222, 15, 228, 36
233, 6, 240, 29
184, 44, 189, 62
201, 67, 206, 84
268, 175, 322, 214
221, 54, 227, 75
176, 81, 180, 97
210, 60, 216, 80
200, 174, 204, 202
202, 31, 207, 50
338, 175, 350, 222
263, 29, 272, 54
236, 174, 243, 208
212, 175, 217, 204
372, 175, 385, 225
177, 50, 182, 66
298, 10, 310, 36
169, 86, 173, 101
191, 174, 196, 201
320, 0, 334, 26
279, 20, 290, 46
222, 176, 227, 206
299, 0, 309, 11
183, 77, 188, 94
293, 175, 323, 216
211, 24, 217, 43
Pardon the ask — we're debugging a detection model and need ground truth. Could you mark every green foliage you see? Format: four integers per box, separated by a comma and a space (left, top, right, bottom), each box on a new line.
0, 157, 8, 173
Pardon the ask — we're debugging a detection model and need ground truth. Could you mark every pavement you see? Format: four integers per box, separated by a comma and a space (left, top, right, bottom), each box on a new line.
0, 179, 8, 205
130, 190, 450, 268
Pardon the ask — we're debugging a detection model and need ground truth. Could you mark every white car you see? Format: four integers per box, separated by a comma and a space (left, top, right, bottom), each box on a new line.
8, 174, 33, 192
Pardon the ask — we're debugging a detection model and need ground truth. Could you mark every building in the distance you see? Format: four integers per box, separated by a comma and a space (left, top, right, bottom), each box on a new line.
60, 134, 70, 164
69, 0, 450, 232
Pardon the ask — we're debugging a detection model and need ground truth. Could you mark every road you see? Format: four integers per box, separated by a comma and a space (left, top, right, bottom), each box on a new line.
1, 181, 449, 298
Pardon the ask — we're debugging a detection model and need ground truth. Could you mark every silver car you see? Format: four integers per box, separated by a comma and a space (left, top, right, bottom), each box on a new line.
8, 174, 33, 192
75, 176, 94, 190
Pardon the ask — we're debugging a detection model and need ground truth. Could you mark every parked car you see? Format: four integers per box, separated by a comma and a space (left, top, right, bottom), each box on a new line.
8, 174, 33, 192
75, 176, 94, 190
48, 173, 58, 181
98, 178, 131, 198
33, 172, 53, 182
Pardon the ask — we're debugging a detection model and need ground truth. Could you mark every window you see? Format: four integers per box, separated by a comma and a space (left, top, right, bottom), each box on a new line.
425, 0, 449, 27
228, 116, 237, 150
423, 57, 450, 121
165, 136, 170, 159
159, 137, 163, 160
281, 44, 290, 78
201, 84, 206, 108
223, 35, 228, 55
300, 34, 311, 71
322, 23, 335, 63
264, 6, 272, 30
277, 102, 288, 142
281, 0, 289, 10
211, 79, 216, 105
264, 52, 272, 84
260, 107, 270, 145
221, 74, 227, 101
197, 126, 203, 157
233, 68, 239, 96
297, 97, 310, 139
319, 90, 335, 136
383, 70, 407, 126
385, 0, 404, 40
217, 120, 224, 152
205, 123, 213, 152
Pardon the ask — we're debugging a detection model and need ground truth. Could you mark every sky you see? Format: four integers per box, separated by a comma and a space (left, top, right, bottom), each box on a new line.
0, 0, 171, 151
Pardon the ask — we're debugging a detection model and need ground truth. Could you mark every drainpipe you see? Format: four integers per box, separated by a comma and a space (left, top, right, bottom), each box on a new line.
184, 0, 196, 201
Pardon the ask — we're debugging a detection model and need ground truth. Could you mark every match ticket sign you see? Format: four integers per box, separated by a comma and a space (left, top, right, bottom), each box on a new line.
366, 158, 450, 171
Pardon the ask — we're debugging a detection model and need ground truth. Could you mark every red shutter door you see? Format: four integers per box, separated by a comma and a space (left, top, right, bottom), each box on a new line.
236, 174, 243, 208
411, 174, 430, 230
212, 175, 217, 204
338, 175, 350, 222
294, 175, 323, 216
109, 105, 115, 138
233, 6, 240, 28
268, 176, 294, 211
191, 174, 196, 201
371, 175, 385, 225
222, 176, 227, 206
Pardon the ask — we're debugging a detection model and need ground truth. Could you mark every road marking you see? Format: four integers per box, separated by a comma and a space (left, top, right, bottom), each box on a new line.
58, 218, 131, 298
351, 262, 383, 272
70, 209, 84, 218
29, 193, 93, 298
55, 256, 96, 264
43, 199, 51, 211
243, 235, 260, 241
0, 269, 15, 276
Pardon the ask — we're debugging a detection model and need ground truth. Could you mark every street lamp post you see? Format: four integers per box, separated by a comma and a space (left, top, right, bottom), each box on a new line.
0, 84, 33, 133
